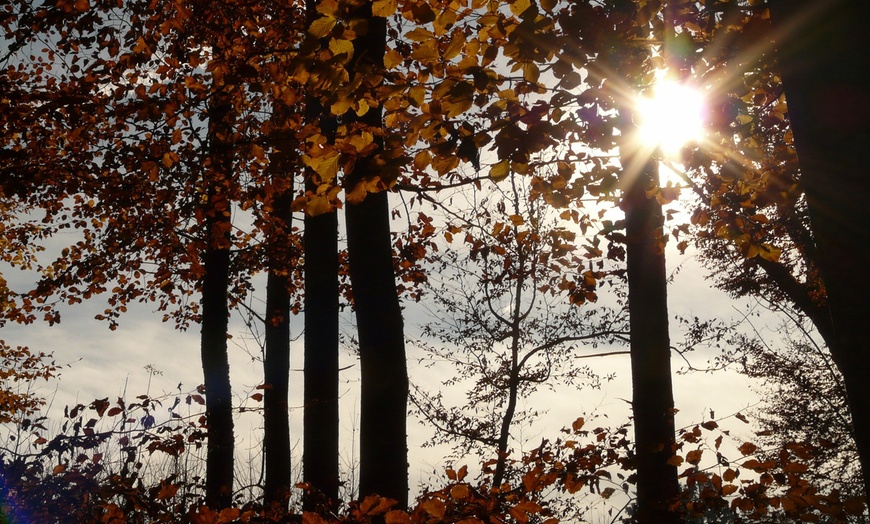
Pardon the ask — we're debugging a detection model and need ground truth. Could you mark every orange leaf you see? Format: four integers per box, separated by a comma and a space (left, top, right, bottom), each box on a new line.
384, 510, 410, 524
450, 484, 470, 500
157, 483, 179, 500
420, 499, 446, 518
686, 449, 704, 465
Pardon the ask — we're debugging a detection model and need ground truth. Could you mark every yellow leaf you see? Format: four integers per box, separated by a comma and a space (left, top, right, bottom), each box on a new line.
444, 97, 472, 118
408, 85, 426, 107
435, 9, 457, 34
385, 48, 403, 69
758, 243, 782, 262
406, 28, 436, 42
373, 0, 398, 17
490, 159, 510, 181
355, 99, 371, 117
522, 62, 540, 83
329, 38, 354, 58
444, 33, 465, 61
331, 97, 352, 116
309, 16, 336, 38
316, 0, 339, 16
348, 131, 374, 152
509, 0, 531, 16
413, 150, 431, 170
412, 45, 440, 62
307, 195, 332, 216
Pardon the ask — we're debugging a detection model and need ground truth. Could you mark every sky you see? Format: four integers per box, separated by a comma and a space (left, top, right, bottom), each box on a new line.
0, 188, 777, 501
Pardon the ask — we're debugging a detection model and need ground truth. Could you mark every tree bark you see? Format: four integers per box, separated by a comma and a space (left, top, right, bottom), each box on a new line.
344, 2, 409, 506
262, 118, 295, 505
768, 0, 870, 498
303, 201, 340, 508
301, 0, 341, 504
201, 91, 235, 509
263, 265, 292, 505
622, 153, 681, 523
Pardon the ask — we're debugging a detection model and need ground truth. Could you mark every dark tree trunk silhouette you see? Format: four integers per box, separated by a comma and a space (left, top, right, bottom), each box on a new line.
263, 264, 292, 505
768, 0, 870, 499
302, 207, 340, 509
201, 90, 235, 510
344, 1, 409, 507
621, 152, 680, 524
262, 114, 295, 506
301, 0, 341, 506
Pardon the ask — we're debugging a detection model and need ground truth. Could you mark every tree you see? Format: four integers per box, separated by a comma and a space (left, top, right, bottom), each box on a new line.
764, 0, 870, 499
301, 4, 341, 503
411, 173, 628, 487
342, 1, 409, 505
1, 0, 312, 506
262, 106, 300, 507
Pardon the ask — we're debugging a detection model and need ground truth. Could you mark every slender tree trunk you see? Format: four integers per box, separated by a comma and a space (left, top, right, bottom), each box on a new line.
345, 2, 409, 506
768, 0, 870, 498
262, 116, 295, 505
302, 0, 341, 505
263, 265, 292, 505
493, 231, 526, 489
201, 91, 235, 509
303, 190, 340, 509
621, 151, 681, 523
346, 189, 408, 507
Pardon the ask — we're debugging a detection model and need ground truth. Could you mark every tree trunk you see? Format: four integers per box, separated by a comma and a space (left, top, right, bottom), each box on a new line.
768, 0, 870, 498
263, 265, 292, 505
345, 3, 409, 506
622, 153, 681, 523
303, 205, 340, 508
262, 120, 295, 505
346, 189, 408, 507
301, 0, 341, 503
201, 91, 235, 509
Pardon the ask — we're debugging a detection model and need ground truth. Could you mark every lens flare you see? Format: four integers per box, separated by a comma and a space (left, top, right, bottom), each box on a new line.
635, 79, 706, 154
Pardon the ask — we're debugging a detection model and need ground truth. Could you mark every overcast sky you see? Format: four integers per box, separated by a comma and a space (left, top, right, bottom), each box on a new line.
0, 184, 782, 504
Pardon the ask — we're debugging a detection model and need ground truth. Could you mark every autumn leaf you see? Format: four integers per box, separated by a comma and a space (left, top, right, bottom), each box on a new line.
156, 482, 179, 500
420, 498, 446, 518
490, 160, 510, 181
686, 449, 704, 465
738, 442, 758, 456
385, 510, 410, 524
309, 16, 336, 38
373, 0, 398, 17
385, 48, 403, 69
329, 38, 354, 58
450, 483, 470, 500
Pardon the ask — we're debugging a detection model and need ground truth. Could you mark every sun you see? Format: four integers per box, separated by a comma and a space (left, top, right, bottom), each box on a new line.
635, 78, 706, 155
